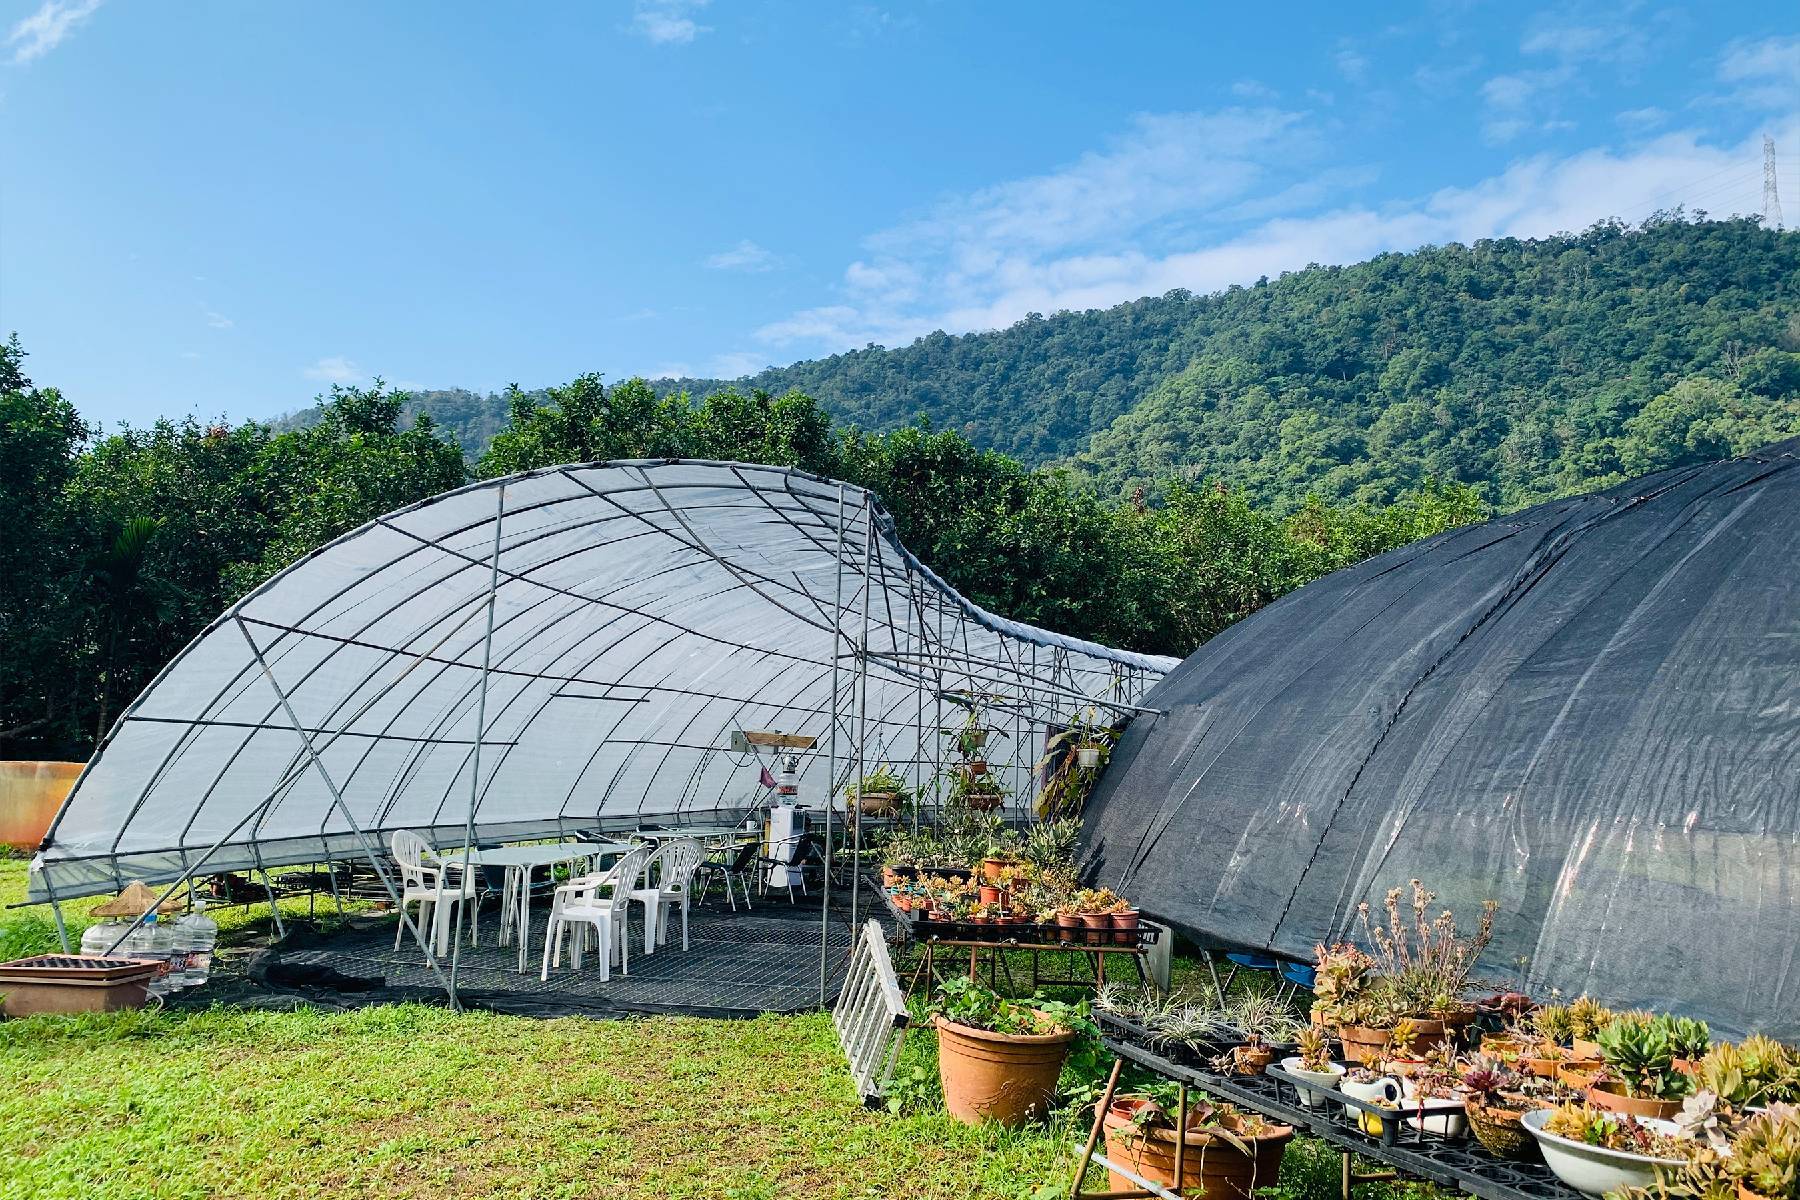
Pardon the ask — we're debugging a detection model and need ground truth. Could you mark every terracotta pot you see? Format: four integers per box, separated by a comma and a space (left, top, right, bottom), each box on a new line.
1337, 1024, 1392, 1067
1232, 1043, 1275, 1075
1078, 913, 1111, 945
1055, 914, 1081, 942
1101, 1097, 1292, 1199
881, 867, 901, 888
978, 884, 1003, 906
1110, 909, 1140, 945
1586, 1081, 1685, 1121
1556, 1059, 1603, 1089
1740, 1182, 1776, 1200
0, 955, 157, 1016
964, 759, 989, 776
1480, 1033, 1529, 1058
1464, 1098, 1541, 1161
1520, 1054, 1563, 1078
934, 1014, 1075, 1127
966, 791, 1002, 812
1572, 1038, 1604, 1060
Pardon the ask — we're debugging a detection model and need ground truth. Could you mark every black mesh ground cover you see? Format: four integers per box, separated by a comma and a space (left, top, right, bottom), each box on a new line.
1081, 439, 1800, 1039
237, 897, 856, 1019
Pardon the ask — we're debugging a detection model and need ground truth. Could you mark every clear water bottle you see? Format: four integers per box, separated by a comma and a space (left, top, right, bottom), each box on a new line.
80, 918, 130, 958
176, 902, 218, 988
142, 913, 175, 997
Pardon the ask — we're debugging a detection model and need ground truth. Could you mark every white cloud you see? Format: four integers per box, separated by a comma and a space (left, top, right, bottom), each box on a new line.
1334, 48, 1370, 84
1720, 35, 1800, 110
705, 239, 778, 272
7, 0, 101, 64
753, 115, 1794, 358
709, 351, 770, 378
1230, 79, 1277, 100
1617, 106, 1667, 132
631, 0, 710, 45
303, 356, 363, 385
205, 310, 233, 329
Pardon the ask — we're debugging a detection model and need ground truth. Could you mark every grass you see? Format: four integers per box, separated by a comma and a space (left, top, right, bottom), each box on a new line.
0, 856, 1437, 1200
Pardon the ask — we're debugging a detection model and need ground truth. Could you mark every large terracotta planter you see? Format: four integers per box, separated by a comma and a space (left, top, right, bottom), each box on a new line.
0, 955, 157, 1016
1101, 1097, 1292, 1199
1337, 1024, 1392, 1066
934, 1014, 1075, 1127
1587, 1081, 1685, 1120
0, 761, 82, 850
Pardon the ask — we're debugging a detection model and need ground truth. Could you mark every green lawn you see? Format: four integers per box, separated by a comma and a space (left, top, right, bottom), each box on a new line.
0, 856, 1428, 1200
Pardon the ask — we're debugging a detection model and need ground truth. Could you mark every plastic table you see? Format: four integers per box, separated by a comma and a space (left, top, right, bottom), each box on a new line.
434, 841, 633, 970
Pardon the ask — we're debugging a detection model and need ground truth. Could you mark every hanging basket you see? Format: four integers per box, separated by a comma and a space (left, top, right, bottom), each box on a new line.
1075, 745, 1102, 769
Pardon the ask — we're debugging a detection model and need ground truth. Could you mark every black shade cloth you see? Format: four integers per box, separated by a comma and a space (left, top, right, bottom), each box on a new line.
1081, 438, 1800, 1039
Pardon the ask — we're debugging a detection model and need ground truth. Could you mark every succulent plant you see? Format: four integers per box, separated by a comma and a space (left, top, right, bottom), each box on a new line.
1733, 1104, 1800, 1200
1664, 1015, 1712, 1062
1533, 1003, 1575, 1046
1599, 1012, 1692, 1101
1296, 1025, 1333, 1072
1568, 996, 1616, 1042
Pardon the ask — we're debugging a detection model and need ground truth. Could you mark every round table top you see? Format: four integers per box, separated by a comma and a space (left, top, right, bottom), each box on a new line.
433, 840, 630, 867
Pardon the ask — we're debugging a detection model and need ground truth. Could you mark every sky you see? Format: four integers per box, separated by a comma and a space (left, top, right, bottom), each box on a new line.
2, 1, 1797, 430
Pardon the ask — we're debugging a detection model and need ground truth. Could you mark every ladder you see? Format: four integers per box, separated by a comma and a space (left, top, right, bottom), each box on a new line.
832, 918, 910, 1104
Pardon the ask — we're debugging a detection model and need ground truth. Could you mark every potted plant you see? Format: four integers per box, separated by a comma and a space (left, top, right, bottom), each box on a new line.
1590, 1013, 1693, 1120
1731, 1103, 1800, 1200
1567, 996, 1616, 1061
1461, 1056, 1546, 1160
846, 765, 909, 817
1399, 1061, 1470, 1137
929, 977, 1085, 1127
1692, 1036, 1800, 1114
1074, 888, 1118, 945
1522, 1102, 1688, 1198
1283, 1026, 1347, 1107
1107, 895, 1140, 945
1341, 1067, 1402, 1119
1101, 1086, 1293, 1199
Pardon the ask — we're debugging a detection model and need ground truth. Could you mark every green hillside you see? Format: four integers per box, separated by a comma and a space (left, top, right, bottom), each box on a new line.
374, 217, 1800, 512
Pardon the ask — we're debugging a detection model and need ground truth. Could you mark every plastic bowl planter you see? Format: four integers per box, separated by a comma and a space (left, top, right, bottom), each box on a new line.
1280, 1057, 1347, 1107
1520, 1109, 1684, 1198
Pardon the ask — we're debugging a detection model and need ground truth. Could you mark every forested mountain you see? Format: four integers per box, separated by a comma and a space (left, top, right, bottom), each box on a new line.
372, 217, 1800, 511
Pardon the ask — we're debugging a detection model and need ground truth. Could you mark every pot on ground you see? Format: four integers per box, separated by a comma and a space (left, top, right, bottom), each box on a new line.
934, 1014, 1075, 1127
0, 955, 157, 1016
1586, 1081, 1686, 1121
1101, 1097, 1292, 1200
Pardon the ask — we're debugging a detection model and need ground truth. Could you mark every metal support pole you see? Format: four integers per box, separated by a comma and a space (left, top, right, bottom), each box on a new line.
236, 618, 462, 1003
449, 485, 506, 1001
820, 482, 846, 1007
850, 498, 874, 936
45, 877, 72, 953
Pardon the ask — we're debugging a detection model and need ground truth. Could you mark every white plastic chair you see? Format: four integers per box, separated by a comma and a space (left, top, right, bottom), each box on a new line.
389, 830, 478, 957
540, 846, 648, 982
629, 838, 705, 953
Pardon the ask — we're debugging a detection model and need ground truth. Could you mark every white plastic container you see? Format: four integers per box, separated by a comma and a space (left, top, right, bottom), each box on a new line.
1521, 1109, 1684, 1197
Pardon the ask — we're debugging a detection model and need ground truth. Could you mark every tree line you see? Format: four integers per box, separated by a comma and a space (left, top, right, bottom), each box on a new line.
1, 342, 1483, 761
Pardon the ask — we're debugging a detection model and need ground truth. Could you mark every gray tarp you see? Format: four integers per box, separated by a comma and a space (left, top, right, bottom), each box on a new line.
1081, 439, 1800, 1039
34, 461, 1172, 901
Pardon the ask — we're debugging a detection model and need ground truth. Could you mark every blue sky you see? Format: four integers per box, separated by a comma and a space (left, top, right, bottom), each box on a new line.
2, 1, 1796, 429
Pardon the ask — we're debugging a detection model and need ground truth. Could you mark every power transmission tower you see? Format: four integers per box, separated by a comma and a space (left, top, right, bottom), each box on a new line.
1766, 136, 1785, 230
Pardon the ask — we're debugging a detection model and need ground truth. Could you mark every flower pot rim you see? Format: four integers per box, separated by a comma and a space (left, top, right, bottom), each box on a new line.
1519, 1109, 1685, 1167
933, 1012, 1076, 1045
1105, 1096, 1295, 1145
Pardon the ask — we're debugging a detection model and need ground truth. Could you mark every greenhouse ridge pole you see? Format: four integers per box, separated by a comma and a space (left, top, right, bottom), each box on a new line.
449, 484, 506, 1002
235, 617, 462, 1004
850, 498, 874, 936
820, 482, 846, 1007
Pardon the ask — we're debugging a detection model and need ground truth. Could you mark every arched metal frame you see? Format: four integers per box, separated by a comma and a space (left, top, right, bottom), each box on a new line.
31, 463, 1174, 974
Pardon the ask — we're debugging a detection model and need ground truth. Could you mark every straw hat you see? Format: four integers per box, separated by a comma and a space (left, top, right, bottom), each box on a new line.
90, 881, 183, 917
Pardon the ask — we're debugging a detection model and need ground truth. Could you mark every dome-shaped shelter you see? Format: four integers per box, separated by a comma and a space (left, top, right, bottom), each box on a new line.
32, 461, 1171, 908
1081, 439, 1800, 1038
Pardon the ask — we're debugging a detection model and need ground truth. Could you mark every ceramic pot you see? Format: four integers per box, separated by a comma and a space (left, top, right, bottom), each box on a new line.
1586, 1081, 1685, 1121
1522, 1109, 1684, 1198
1280, 1057, 1346, 1107
1340, 1073, 1401, 1119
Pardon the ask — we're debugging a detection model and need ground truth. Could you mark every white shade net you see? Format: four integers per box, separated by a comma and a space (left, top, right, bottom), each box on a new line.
32, 461, 1173, 901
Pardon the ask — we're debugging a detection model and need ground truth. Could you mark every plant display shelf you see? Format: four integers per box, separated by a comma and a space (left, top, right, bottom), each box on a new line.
880, 892, 1158, 996
1091, 1016, 1585, 1200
